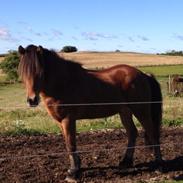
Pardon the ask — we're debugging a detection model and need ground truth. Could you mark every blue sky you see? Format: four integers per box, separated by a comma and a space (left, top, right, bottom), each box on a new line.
0, 0, 183, 53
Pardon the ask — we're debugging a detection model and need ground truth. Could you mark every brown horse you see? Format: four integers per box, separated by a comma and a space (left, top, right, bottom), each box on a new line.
18, 45, 162, 182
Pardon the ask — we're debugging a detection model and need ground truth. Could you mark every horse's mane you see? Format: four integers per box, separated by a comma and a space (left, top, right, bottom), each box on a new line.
18, 45, 83, 81
18, 45, 44, 81
42, 47, 82, 70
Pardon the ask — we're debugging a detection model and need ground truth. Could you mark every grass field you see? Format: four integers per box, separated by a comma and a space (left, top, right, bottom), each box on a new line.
0, 82, 183, 135
0, 52, 183, 135
139, 65, 183, 76
0, 76, 182, 135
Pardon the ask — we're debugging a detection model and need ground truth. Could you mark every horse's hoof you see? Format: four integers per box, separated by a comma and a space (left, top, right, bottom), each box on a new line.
65, 176, 78, 183
119, 157, 133, 168
155, 159, 164, 172
65, 169, 80, 183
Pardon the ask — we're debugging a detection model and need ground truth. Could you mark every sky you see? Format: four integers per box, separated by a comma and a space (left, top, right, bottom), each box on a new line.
0, 0, 183, 53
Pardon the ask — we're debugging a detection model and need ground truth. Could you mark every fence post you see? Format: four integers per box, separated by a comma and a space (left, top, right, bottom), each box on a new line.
168, 75, 171, 93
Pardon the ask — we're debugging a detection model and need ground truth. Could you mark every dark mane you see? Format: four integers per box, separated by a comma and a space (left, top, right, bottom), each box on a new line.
18, 45, 83, 81
41, 47, 84, 82
18, 45, 44, 81
42, 47, 83, 70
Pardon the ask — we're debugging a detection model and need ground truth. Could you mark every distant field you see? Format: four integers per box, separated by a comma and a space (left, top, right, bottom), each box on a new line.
61, 52, 183, 68
0, 56, 4, 62
1, 51, 183, 68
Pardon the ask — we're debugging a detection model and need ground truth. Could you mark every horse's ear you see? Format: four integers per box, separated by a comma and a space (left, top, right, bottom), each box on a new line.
37, 45, 43, 54
18, 46, 25, 55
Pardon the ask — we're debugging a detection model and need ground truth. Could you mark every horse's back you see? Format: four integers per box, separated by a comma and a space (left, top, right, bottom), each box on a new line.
89, 64, 155, 104
88, 64, 142, 91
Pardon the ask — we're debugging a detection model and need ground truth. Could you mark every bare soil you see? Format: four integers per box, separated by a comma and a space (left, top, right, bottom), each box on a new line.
0, 127, 183, 183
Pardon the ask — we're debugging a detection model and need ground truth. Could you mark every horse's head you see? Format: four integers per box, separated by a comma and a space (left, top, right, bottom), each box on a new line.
18, 45, 45, 107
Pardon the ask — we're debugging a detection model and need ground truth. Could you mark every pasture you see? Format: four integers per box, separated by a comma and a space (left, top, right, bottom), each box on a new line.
1, 51, 183, 182
0, 60, 183, 135
1, 78, 183, 135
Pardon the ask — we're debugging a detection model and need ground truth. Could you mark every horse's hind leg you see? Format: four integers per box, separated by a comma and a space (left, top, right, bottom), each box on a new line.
132, 107, 162, 163
119, 107, 138, 168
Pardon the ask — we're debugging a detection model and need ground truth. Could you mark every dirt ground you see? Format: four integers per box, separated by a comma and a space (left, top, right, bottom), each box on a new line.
0, 127, 183, 183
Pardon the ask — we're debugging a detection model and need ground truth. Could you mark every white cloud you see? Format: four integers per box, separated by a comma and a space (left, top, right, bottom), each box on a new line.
26, 26, 42, 37
0, 28, 10, 39
51, 29, 63, 38
0, 27, 18, 42
72, 36, 78, 40
137, 35, 149, 41
174, 34, 183, 41
82, 32, 118, 41
127, 35, 150, 42
128, 36, 135, 42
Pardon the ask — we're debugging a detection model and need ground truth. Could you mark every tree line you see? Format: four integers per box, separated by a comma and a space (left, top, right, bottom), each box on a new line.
158, 50, 183, 56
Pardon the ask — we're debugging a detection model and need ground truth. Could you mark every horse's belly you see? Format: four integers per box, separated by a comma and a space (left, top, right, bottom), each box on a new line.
75, 106, 119, 119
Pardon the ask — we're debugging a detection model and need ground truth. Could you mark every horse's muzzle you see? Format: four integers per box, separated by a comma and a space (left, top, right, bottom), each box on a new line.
27, 96, 40, 107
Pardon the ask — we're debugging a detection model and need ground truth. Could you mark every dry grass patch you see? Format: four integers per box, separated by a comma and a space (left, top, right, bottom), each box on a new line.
0, 57, 4, 62
60, 52, 183, 68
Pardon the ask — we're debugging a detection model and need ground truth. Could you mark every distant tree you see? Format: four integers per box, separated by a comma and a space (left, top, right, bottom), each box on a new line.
115, 49, 121, 52
158, 50, 183, 56
0, 51, 20, 81
61, 46, 78, 53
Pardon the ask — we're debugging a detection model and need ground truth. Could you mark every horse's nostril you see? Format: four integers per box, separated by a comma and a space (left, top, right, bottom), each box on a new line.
27, 96, 40, 107
27, 98, 32, 104
34, 96, 40, 104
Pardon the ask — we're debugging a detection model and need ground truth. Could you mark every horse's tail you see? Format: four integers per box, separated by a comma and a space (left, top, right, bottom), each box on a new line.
146, 74, 162, 144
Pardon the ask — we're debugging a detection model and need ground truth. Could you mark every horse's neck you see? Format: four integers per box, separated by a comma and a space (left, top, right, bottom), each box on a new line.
43, 61, 86, 92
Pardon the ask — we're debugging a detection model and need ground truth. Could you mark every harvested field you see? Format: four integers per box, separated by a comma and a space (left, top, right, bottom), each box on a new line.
61, 52, 183, 68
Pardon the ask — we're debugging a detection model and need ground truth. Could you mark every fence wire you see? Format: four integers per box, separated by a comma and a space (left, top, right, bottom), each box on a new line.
0, 100, 182, 161
0, 142, 173, 161
0, 100, 163, 110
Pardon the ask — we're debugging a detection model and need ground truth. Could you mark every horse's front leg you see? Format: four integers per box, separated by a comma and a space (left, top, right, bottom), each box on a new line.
59, 117, 81, 182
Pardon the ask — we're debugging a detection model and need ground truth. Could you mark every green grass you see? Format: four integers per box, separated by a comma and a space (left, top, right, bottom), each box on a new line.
1, 65, 183, 135
0, 109, 60, 135
138, 64, 183, 76
77, 116, 122, 132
